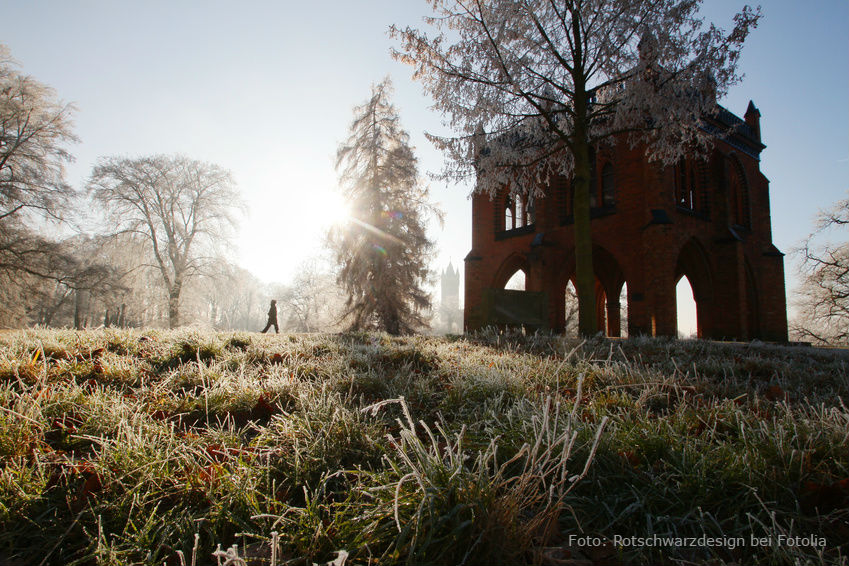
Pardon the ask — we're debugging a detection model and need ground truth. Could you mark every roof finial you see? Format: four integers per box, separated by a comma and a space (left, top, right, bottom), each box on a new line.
638, 30, 658, 63
744, 100, 761, 142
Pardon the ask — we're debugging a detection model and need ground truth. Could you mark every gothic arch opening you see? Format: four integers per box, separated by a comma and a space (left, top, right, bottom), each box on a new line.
505, 269, 526, 290
619, 282, 628, 337
593, 246, 626, 337
676, 276, 698, 338
564, 279, 579, 336
596, 280, 608, 334
493, 253, 531, 290
557, 245, 627, 337
674, 238, 714, 338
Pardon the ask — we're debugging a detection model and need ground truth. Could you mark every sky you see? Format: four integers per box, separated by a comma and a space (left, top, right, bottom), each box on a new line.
2, 0, 847, 332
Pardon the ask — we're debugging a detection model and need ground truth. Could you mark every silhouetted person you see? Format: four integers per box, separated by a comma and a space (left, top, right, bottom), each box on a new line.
261, 300, 279, 334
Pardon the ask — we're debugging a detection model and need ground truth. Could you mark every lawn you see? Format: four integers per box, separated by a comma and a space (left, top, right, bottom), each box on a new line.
0, 328, 846, 565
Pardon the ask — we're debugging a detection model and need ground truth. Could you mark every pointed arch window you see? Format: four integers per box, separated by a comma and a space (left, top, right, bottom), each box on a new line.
501, 190, 535, 233
728, 158, 751, 229
673, 157, 711, 219
505, 196, 515, 230
674, 158, 698, 210
515, 196, 525, 228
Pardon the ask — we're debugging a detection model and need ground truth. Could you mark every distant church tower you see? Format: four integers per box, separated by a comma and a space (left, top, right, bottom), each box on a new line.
438, 262, 463, 333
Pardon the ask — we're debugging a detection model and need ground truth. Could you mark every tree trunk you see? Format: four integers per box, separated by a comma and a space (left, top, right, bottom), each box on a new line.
571, 104, 597, 335
572, 143, 597, 337
570, 11, 598, 338
168, 285, 182, 329
74, 289, 83, 330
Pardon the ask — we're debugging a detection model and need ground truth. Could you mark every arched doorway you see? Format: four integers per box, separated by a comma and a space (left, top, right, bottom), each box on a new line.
676, 276, 698, 338
674, 239, 714, 339
493, 253, 531, 290
557, 245, 628, 337
619, 282, 628, 337
564, 279, 579, 337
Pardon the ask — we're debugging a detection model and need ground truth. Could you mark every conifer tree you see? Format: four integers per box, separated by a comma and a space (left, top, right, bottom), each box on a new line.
331, 79, 439, 335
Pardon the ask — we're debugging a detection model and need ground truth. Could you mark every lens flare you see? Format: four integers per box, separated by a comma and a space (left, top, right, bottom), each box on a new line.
325, 190, 350, 227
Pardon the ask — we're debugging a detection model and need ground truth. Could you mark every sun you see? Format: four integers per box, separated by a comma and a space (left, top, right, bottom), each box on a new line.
236, 182, 353, 283
283, 186, 350, 238
322, 188, 351, 228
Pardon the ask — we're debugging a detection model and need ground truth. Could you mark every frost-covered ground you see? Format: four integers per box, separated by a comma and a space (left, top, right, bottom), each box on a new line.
1, 329, 847, 565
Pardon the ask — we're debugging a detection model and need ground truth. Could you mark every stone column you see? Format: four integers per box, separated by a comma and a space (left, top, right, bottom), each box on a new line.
607, 296, 621, 338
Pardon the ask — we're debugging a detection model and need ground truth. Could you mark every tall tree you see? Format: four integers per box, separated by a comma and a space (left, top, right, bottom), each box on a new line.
0, 44, 77, 226
88, 155, 241, 329
0, 44, 79, 326
392, 0, 760, 335
792, 193, 848, 345
331, 79, 439, 335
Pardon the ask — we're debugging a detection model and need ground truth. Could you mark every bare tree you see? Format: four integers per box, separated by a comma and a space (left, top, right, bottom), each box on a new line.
0, 229, 93, 327
330, 79, 440, 335
27, 235, 125, 328
276, 259, 346, 333
88, 155, 242, 328
392, 0, 760, 335
0, 233, 66, 327
188, 259, 265, 330
0, 44, 77, 226
95, 234, 164, 327
0, 44, 79, 326
791, 193, 849, 345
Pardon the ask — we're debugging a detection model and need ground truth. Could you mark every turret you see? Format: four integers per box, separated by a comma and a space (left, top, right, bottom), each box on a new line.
638, 30, 658, 63
744, 100, 761, 142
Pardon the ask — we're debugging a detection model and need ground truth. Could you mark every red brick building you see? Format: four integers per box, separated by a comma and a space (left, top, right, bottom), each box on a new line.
464, 102, 788, 341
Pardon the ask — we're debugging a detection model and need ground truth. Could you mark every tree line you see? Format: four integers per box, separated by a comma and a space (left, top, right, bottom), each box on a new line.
0, 44, 437, 334
0, 44, 266, 330
0, 45, 344, 332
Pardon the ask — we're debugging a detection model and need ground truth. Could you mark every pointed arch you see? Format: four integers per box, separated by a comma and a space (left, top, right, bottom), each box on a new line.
673, 157, 709, 215
497, 186, 535, 233
493, 252, 531, 290
674, 238, 714, 338
728, 154, 751, 229
676, 276, 698, 338
503, 192, 516, 230
554, 244, 627, 336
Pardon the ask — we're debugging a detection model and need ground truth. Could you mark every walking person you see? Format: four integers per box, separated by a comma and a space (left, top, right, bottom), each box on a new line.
261, 299, 279, 334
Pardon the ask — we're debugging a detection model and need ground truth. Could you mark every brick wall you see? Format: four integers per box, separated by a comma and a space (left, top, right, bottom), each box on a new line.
464, 106, 789, 341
